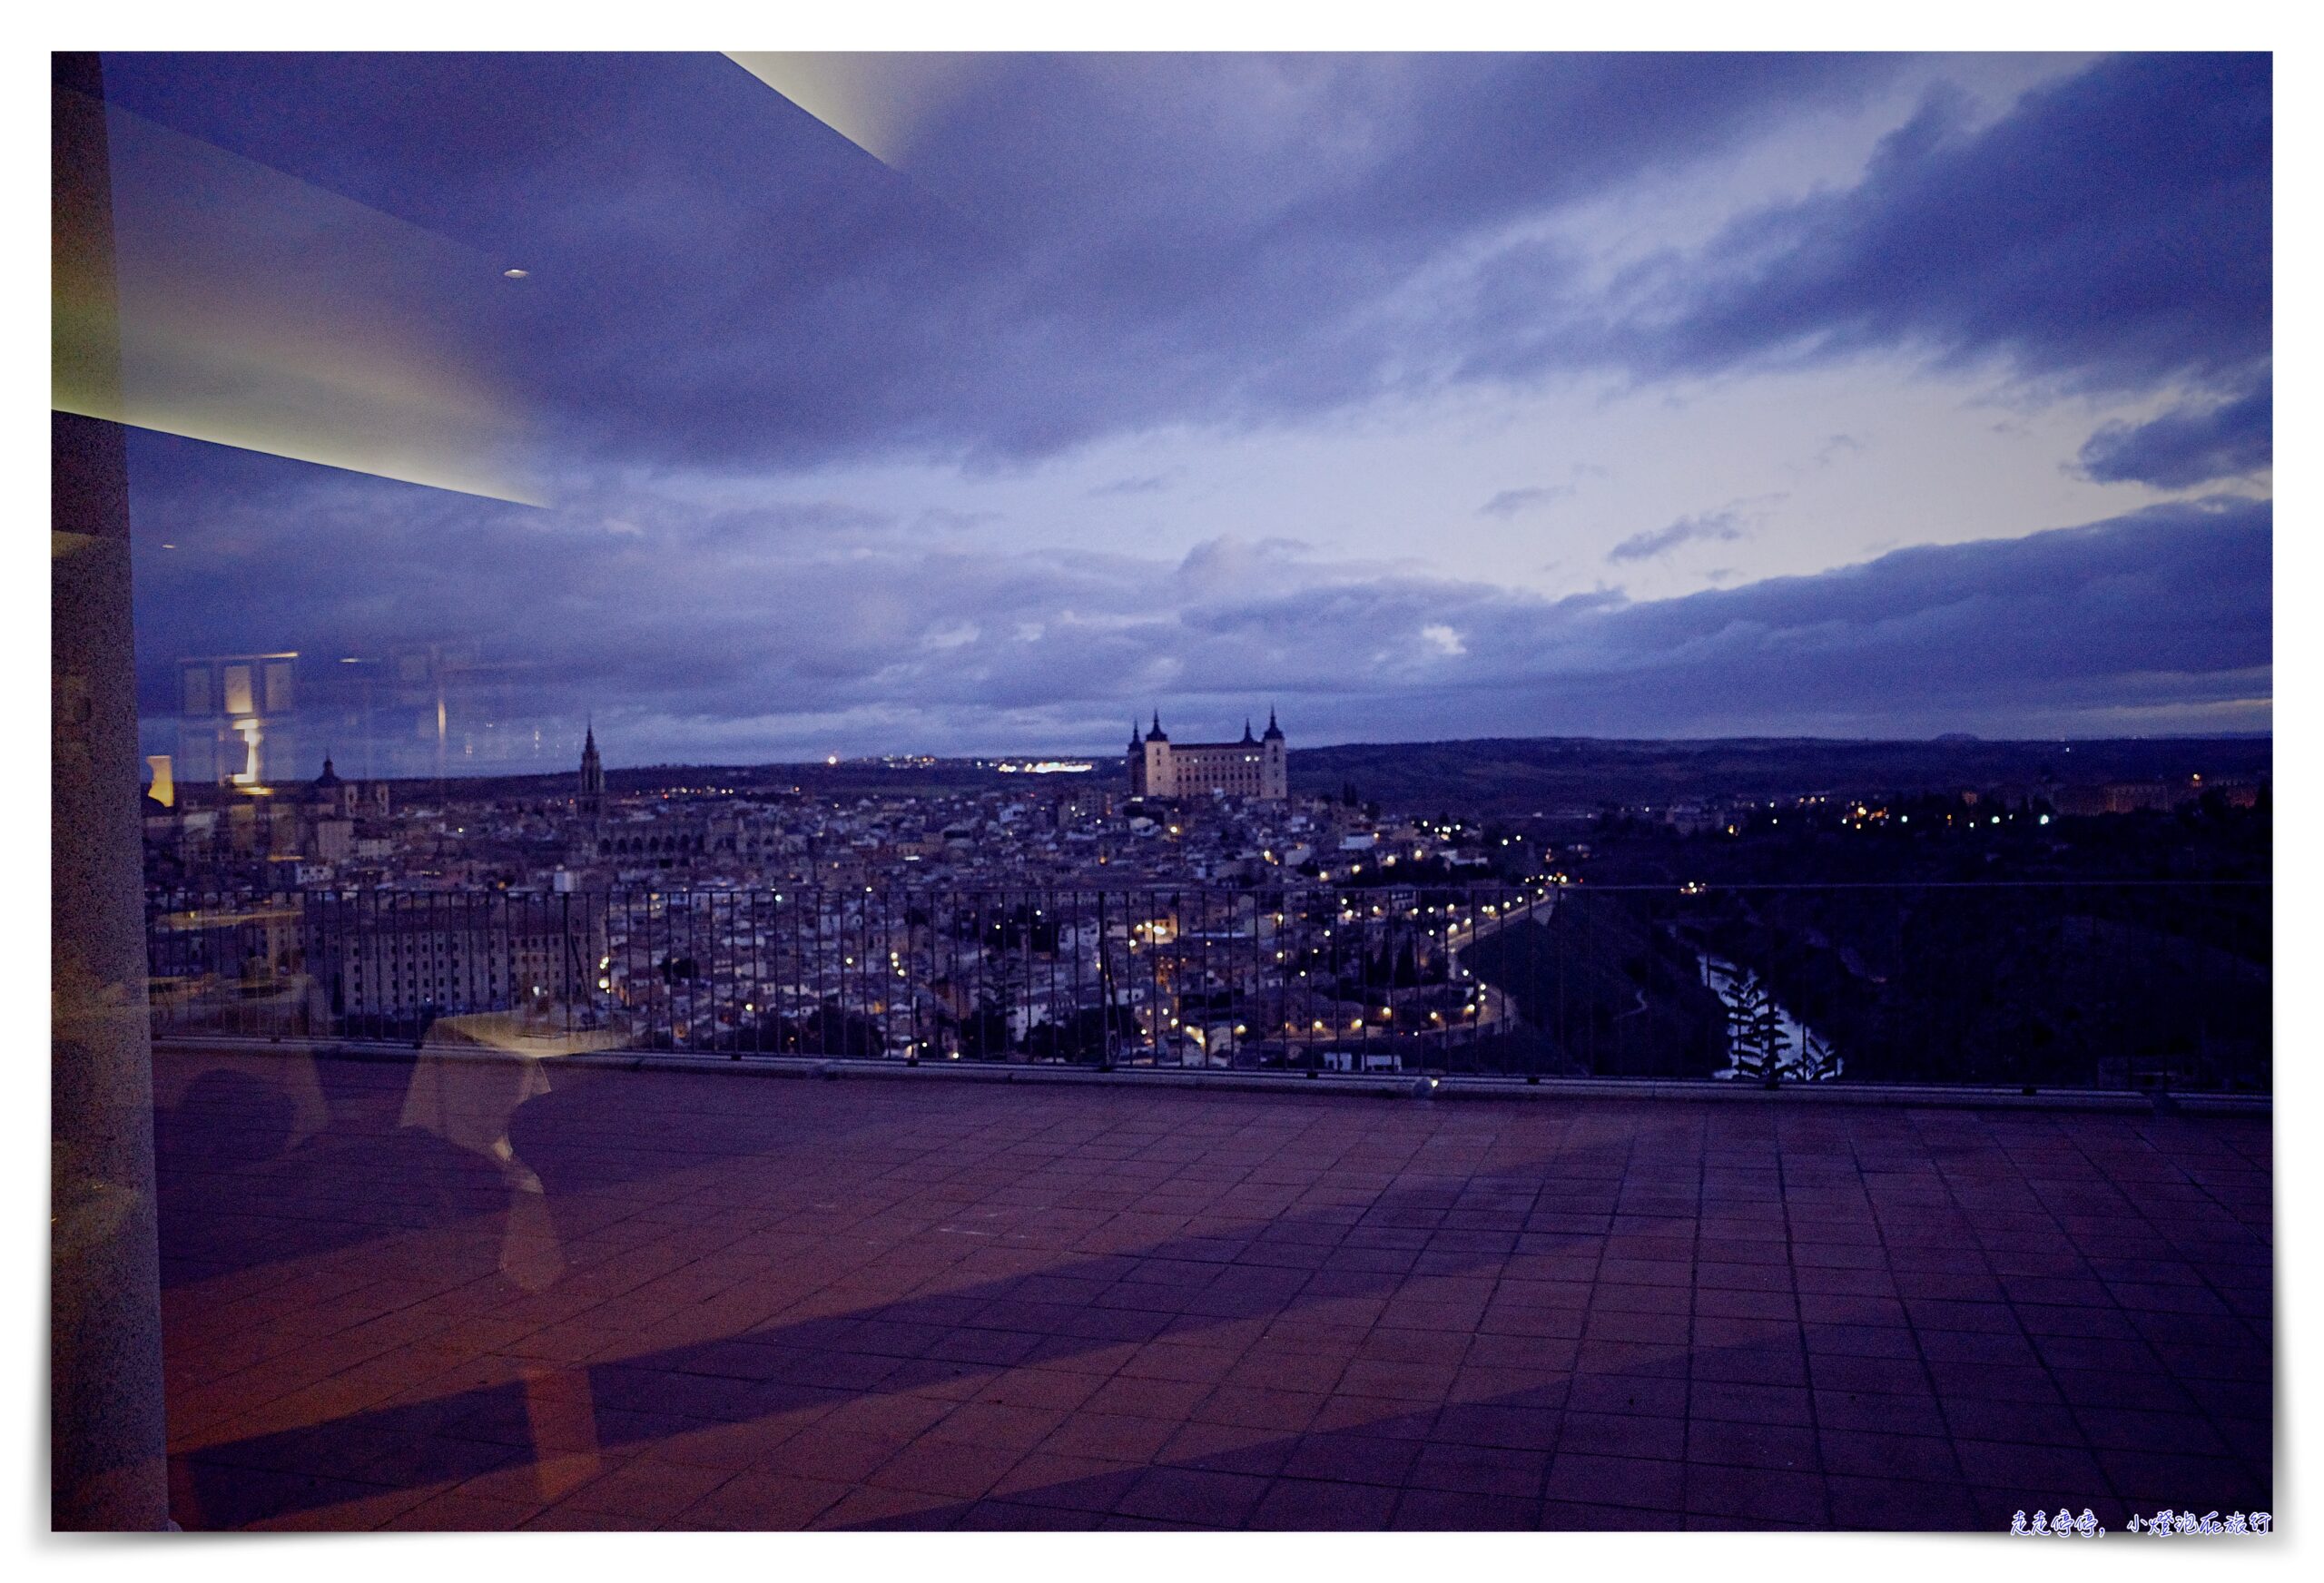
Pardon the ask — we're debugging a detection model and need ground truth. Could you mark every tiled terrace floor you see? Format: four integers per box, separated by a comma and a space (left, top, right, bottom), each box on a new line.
153, 1047, 2273, 1531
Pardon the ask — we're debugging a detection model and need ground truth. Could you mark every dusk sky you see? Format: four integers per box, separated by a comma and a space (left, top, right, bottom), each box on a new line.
103, 51, 2271, 772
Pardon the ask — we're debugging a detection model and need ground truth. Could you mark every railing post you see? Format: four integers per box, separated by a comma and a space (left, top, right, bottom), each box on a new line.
1097, 890, 1114, 1070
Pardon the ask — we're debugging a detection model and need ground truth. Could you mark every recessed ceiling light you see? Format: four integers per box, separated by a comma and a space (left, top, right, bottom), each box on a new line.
503, 268, 529, 279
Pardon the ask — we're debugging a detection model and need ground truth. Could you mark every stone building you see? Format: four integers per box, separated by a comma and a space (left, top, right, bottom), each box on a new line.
309, 895, 610, 1018
1128, 709, 1287, 801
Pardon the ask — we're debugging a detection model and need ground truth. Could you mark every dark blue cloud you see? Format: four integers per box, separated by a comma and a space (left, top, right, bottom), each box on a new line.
97, 53, 1905, 472
1479, 485, 1573, 518
1588, 497, 2268, 719
97, 53, 2267, 477
2080, 380, 2272, 488
1178, 498, 2270, 742
130, 428, 2270, 761
96, 54, 2270, 757
1607, 507, 1746, 563
1089, 470, 1182, 498
1602, 54, 2270, 395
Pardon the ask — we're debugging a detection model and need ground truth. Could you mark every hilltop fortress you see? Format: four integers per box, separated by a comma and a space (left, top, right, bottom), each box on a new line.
1128, 710, 1288, 801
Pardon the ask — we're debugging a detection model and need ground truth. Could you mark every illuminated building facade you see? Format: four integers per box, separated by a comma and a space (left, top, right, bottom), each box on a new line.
1128, 710, 1288, 801
312, 906, 610, 1019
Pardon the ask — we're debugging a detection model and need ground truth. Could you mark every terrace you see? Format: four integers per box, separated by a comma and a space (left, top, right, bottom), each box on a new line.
157, 1043, 2271, 1531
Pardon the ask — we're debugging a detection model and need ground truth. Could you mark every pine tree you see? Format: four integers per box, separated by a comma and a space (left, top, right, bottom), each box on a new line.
1727, 969, 1790, 1086
1796, 1028, 1842, 1082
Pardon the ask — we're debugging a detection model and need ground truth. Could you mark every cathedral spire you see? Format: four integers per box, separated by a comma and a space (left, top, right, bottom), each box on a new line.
577, 716, 606, 820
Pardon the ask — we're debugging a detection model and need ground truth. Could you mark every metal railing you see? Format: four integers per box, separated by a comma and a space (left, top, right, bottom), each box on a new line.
143, 880, 2272, 1093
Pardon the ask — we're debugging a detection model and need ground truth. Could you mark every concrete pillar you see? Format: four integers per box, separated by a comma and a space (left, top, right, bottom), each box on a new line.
52, 50, 170, 1530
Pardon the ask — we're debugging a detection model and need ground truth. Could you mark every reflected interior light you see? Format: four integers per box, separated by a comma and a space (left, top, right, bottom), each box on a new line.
724, 52, 984, 170
55, 92, 539, 505
230, 718, 263, 786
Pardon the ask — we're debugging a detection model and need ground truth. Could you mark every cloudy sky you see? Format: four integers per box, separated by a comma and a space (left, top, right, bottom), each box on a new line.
103, 51, 2270, 772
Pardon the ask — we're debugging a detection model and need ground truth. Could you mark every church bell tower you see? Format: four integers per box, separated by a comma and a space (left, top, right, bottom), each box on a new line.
577, 722, 606, 823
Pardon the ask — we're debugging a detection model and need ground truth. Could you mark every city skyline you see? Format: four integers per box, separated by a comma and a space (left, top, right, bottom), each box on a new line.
139, 685, 2274, 795
111, 52, 2270, 766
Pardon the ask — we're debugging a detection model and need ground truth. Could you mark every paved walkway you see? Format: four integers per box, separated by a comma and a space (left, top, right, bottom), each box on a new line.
153, 1048, 2272, 1530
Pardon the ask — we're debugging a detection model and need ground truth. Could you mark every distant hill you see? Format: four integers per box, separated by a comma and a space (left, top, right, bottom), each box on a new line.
1286, 735, 2272, 819
350, 758, 1012, 804
314, 733, 2271, 818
